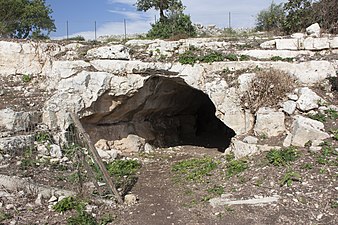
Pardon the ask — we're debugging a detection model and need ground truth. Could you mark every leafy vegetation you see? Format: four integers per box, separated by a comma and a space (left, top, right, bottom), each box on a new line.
22, 74, 32, 83
147, 13, 196, 39
280, 170, 301, 187
266, 147, 299, 166
308, 112, 326, 122
225, 159, 248, 178
178, 50, 198, 65
136, 0, 184, 21
0, 0, 55, 39
308, 108, 338, 122
224, 53, 238, 61
172, 157, 218, 181
256, 0, 338, 34
53, 196, 84, 213
256, 2, 285, 32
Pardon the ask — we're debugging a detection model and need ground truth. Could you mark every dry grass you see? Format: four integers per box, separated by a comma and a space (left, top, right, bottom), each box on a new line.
242, 68, 295, 113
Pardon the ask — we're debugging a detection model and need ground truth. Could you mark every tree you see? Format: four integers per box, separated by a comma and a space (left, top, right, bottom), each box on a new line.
283, 0, 313, 34
0, 0, 55, 39
312, 0, 338, 33
256, 2, 285, 32
135, 0, 184, 21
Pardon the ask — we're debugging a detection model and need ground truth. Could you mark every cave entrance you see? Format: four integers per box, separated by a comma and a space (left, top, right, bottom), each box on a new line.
80, 76, 235, 152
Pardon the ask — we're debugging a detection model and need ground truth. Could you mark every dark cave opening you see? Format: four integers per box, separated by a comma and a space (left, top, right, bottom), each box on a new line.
81, 76, 236, 152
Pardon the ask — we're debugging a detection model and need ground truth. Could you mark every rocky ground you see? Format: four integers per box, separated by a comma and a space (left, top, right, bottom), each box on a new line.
0, 28, 338, 224
0, 135, 337, 225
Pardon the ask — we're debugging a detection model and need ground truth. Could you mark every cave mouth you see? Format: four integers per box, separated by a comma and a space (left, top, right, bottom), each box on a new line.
81, 76, 236, 152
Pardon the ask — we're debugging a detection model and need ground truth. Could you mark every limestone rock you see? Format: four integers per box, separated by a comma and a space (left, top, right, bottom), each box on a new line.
113, 135, 146, 152
254, 107, 285, 137
291, 33, 305, 39
86, 45, 130, 60
306, 23, 321, 38
282, 100, 297, 115
296, 87, 323, 112
243, 136, 258, 144
95, 139, 110, 151
276, 39, 304, 50
49, 144, 62, 159
0, 135, 34, 152
260, 40, 276, 49
37, 144, 49, 156
124, 194, 137, 205
303, 37, 330, 50
227, 138, 259, 159
144, 143, 154, 153
287, 115, 329, 147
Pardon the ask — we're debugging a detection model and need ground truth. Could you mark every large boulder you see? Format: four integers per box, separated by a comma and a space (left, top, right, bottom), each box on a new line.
306, 23, 321, 38
254, 107, 285, 137
112, 134, 146, 153
285, 115, 329, 147
296, 87, 323, 112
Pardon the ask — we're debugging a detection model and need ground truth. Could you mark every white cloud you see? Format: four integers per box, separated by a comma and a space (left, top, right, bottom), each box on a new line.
108, 10, 145, 20
107, 0, 135, 5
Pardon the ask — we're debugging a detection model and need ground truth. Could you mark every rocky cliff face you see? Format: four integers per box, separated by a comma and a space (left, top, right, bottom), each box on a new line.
0, 35, 337, 156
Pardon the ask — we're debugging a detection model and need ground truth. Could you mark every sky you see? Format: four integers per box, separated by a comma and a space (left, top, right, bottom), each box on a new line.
46, 0, 287, 40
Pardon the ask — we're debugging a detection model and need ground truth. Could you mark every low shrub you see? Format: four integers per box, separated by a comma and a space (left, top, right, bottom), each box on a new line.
266, 146, 299, 166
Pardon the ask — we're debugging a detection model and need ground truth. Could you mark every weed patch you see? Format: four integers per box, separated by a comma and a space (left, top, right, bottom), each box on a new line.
241, 68, 294, 112
178, 51, 198, 65
280, 170, 301, 187
172, 157, 218, 181
53, 196, 84, 213
226, 159, 248, 178
199, 51, 224, 63
225, 53, 238, 61
266, 147, 299, 166
22, 74, 32, 83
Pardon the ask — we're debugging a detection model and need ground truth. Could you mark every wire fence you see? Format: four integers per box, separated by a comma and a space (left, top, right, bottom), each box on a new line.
51, 12, 257, 40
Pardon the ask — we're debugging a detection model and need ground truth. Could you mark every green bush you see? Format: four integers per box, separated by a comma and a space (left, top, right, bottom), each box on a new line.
147, 13, 196, 39
178, 51, 198, 65
53, 196, 84, 213
199, 52, 225, 63
266, 147, 299, 166
225, 53, 238, 61
256, 2, 285, 32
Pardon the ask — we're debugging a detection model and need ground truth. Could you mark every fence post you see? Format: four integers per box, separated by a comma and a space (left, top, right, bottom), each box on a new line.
69, 113, 124, 204
124, 19, 127, 41
66, 20, 69, 39
94, 21, 97, 40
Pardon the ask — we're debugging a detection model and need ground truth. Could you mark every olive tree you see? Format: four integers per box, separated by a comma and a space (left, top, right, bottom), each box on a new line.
135, 0, 184, 21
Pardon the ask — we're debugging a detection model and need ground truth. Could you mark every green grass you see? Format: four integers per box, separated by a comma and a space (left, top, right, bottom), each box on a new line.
316, 142, 337, 165
21, 147, 38, 169
35, 131, 52, 143
239, 54, 250, 61
106, 159, 141, 177
280, 170, 301, 187
226, 159, 248, 178
172, 157, 218, 181
308, 113, 326, 122
266, 147, 299, 166
325, 108, 338, 120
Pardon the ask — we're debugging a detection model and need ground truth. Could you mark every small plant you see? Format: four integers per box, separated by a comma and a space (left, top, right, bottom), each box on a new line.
22, 74, 32, 83
330, 129, 338, 141
316, 142, 336, 165
266, 147, 299, 166
280, 170, 301, 187
239, 55, 250, 61
301, 163, 313, 170
106, 159, 141, 193
21, 147, 38, 169
172, 157, 218, 181
226, 159, 248, 178
199, 51, 224, 63
207, 185, 224, 196
225, 53, 238, 61
331, 201, 338, 208
35, 132, 52, 143
66, 35, 85, 41
271, 56, 283, 61
53, 196, 84, 213
308, 113, 326, 122
325, 108, 338, 120
0, 209, 12, 222
178, 51, 198, 65
67, 204, 97, 225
